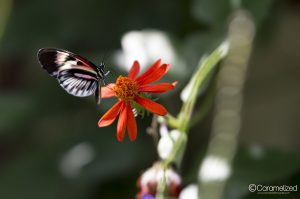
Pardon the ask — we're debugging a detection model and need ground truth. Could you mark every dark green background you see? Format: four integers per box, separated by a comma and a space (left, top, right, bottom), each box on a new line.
0, 0, 299, 198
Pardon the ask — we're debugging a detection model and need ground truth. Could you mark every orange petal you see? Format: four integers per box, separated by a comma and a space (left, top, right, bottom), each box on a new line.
139, 82, 176, 93
101, 83, 115, 98
137, 64, 170, 85
98, 101, 123, 127
135, 96, 167, 116
128, 61, 140, 80
117, 104, 127, 141
135, 59, 161, 83
127, 105, 137, 141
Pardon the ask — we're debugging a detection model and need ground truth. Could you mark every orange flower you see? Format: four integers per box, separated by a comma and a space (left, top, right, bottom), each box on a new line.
98, 59, 176, 142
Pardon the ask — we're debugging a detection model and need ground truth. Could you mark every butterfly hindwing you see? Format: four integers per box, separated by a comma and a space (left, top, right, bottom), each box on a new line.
58, 69, 98, 97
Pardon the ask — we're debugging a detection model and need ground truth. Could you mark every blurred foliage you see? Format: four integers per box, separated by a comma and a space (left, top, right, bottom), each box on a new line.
0, 0, 12, 42
0, 0, 299, 199
228, 147, 300, 199
182, 146, 300, 199
191, 0, 273, 27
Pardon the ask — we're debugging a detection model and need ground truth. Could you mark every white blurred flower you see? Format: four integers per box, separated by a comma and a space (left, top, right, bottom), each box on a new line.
59, 142, 95, 178
170, 130, 180, 140
157, 127, 181, 160
114, 29, 187, 79
180, 80, 193, 103
198, 155, 231, 182
179, 184, 198, 199
115, 30, 176, 71
219, 41, 230, 58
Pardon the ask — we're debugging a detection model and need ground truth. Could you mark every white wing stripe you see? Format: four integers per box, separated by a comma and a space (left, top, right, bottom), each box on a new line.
59, 77, 97, 97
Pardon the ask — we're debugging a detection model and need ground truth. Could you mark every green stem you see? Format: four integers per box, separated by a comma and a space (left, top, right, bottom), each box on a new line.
166, 42, 229, 166
157, 114, 179, 129
177, 42, 229, 133
156, 169, 167, 199
156, 42, 229, 199
189, 83, 215, 129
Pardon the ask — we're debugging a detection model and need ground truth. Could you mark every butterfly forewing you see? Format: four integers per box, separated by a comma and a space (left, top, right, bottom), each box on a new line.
38, 48, 103, 100
38, 48, 98, 76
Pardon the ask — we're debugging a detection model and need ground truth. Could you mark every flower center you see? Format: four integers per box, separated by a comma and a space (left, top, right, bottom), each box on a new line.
113, 76, 139, 101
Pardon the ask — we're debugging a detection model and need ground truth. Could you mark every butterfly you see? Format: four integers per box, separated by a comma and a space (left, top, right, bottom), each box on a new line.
37, 48, 110, 104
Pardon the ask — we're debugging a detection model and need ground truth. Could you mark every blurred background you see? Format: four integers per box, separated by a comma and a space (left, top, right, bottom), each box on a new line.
0, 0, 299, 198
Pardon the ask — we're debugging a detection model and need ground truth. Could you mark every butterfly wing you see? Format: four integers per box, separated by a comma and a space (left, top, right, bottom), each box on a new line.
38, 48, 100, 98
58, 69, 98, 97
38, 48, 98, 77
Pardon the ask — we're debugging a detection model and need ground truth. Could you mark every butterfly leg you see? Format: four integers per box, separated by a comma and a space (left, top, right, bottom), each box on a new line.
102, 79, 107, 86
104, 70, 110, 76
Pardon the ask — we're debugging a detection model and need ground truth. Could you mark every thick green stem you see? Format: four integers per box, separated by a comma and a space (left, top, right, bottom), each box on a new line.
198, 10, 255, 199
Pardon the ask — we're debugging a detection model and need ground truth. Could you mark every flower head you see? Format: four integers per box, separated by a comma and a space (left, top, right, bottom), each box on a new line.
98, 59, 177, 141
136, 162, 181, 199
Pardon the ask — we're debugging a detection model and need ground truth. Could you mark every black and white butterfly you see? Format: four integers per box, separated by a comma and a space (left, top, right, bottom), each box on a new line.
37, 48, 110, 104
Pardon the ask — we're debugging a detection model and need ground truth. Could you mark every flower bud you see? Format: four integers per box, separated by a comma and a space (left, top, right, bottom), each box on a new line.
157, 127, 180, 160
137, 162, 181, 199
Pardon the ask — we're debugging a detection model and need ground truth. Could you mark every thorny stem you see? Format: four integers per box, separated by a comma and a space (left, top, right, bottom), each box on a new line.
155, 42, 229, 199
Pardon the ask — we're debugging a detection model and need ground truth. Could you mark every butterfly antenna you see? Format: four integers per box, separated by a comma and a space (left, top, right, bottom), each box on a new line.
103, 52, 119, 80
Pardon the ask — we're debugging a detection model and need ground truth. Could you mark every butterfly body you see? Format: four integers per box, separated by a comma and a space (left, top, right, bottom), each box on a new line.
37, 48, 107, 104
